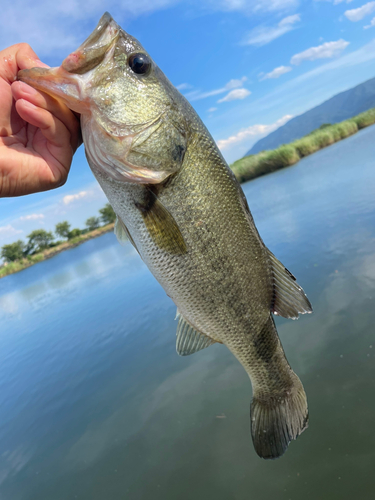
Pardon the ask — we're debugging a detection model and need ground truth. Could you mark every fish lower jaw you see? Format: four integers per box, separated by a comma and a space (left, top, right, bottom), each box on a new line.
18, 67, 89, 114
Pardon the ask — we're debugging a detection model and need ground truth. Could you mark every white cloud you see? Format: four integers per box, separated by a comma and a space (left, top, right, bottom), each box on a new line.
186, 77, 247, 102
345, 2, 375, 21
260, 65, 292, 80
19, 214, 45, 221
212, 0, 299, 13
242, 14, 300, 46
63, 191, 89, 205
314, 0, 353, 4
364, 16, 375, 27
218, 88, 251, 102
279, 14, 301, 25
176, 83, 193, 90
0, 225, 22, 236
187, 89, 225, 100
225, 77, 248, 89
208, 107, 218, 112
291, 39, 349, 65
285, 38, 375, 88
218, 0, 247, 8
253, 0, 299, 11
217, 114, 293, 150
0, 225, 23, 237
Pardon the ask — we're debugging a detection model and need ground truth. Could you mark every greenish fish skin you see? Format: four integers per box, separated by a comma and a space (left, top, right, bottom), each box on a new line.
18, 13, 312, 459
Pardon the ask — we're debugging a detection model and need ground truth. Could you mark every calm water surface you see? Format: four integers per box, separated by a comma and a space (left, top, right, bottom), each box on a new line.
1, 126, 375, 499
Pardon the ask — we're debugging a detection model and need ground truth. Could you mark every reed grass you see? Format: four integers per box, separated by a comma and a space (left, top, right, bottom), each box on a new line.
230, 107, 375, 183
231, 145, 299, 182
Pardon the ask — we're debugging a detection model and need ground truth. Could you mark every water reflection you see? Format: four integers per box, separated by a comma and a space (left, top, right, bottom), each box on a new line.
0, 126, 375, 499
0, 236, 144, 319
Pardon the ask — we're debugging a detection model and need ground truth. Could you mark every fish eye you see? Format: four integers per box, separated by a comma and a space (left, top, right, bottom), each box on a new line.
128, 53, 151, 75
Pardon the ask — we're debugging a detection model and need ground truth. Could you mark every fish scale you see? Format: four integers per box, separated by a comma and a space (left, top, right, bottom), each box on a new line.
18, 12, 312, 459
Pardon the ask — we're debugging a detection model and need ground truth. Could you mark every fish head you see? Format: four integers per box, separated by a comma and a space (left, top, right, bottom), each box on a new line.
18, 12, 189, 184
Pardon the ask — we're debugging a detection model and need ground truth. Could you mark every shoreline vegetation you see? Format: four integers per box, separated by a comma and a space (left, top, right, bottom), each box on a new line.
0, 204, 116, 280
230, 107, 375, 183
0, 223, 115, 279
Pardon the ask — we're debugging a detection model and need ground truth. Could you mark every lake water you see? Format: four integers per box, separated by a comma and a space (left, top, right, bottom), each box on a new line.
1, 126, 375, 499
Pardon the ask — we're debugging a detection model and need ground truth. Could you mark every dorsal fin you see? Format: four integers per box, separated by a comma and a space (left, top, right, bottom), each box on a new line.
176, 313, 217, 356
267, 249, 312, 319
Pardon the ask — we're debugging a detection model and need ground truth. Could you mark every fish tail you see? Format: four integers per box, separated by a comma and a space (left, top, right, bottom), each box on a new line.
250, 374, 308, 460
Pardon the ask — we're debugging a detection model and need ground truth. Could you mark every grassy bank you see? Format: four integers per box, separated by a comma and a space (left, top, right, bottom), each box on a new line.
230, 107, 375, 183
0, 223, 115, 279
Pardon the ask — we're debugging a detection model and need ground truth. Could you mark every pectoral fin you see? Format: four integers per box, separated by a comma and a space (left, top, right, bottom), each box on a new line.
114, 216, 138, 252
136, 188, 186, 255
176, 313, 217, 356
268, 249, 312, 319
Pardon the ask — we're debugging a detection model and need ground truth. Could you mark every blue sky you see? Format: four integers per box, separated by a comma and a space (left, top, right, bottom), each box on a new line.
2, 0, 375, 247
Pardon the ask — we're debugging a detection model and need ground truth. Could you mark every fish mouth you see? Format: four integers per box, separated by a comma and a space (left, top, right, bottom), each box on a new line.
17, 12, 119, 114
61, 12, 119, 75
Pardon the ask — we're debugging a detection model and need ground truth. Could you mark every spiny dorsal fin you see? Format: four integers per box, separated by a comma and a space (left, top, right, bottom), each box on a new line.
114, 215, 138, 251
267, 249, 312, 320
137, 188, 187, 255
176, 313, 217, 356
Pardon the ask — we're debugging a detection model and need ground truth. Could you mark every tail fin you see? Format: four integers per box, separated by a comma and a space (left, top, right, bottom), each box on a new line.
250, 379, 308, 459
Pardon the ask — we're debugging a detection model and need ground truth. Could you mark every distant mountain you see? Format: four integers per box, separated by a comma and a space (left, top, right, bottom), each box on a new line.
246, 76, 375, 156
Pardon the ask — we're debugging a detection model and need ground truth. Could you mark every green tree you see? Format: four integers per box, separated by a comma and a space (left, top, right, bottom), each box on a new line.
99, 203, 116, 225
27, 229, 54, 253
55, 221, 71, 239
1, 240, 25, 262
68, 228, 82, 239
86, 216, 100, 231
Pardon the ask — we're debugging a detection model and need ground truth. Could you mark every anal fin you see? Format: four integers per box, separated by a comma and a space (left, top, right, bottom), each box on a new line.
267, 249, 312, 319
176, 313, 217, 356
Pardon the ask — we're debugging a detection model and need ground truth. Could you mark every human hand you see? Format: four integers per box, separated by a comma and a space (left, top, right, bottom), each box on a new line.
0, 43, 81, 197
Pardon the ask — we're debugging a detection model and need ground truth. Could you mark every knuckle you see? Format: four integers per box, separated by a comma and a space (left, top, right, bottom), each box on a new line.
54, 172, 68, 189
19, 42, 32, 51
11, 42, 33, 55
57, 176, 68, 188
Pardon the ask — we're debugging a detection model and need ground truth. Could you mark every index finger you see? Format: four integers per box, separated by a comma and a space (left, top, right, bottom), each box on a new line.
0, 43, 48, 85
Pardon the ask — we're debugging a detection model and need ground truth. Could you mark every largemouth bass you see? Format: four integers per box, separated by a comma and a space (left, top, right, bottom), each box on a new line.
19, 13, 312, 459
